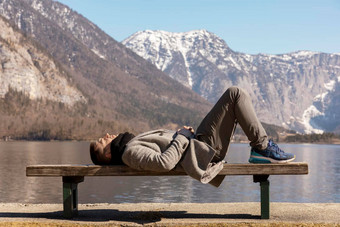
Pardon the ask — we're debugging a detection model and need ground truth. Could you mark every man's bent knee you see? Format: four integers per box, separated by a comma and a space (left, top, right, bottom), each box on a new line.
227, 86, 250, 101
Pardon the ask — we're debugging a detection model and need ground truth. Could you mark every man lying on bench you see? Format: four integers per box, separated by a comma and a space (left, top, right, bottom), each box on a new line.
90, 87, 295, 187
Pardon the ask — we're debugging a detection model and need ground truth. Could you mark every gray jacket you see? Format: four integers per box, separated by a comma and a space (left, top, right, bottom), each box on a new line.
122, 129, 225, 187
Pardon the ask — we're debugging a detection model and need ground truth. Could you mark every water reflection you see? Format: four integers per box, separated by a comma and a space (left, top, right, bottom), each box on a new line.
0, 142, 339, 204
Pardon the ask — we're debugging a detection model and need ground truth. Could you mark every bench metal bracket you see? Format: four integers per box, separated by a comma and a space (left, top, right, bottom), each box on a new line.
253, 175, 270, 219
62, 176, 84, 219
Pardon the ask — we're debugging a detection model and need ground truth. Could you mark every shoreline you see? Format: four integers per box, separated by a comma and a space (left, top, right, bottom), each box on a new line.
1, 139, 340, 145
0, 202, 339, 226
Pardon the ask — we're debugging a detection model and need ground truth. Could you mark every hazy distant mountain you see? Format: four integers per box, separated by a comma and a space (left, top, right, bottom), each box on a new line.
123, 30, 340, 133
0, 0, 212, 139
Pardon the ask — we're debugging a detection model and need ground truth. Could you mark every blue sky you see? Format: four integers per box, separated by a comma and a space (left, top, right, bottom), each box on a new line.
57, 0, 340, 55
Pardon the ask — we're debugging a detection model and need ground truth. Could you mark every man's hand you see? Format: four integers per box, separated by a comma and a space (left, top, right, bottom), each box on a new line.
177, 126, 195, 139
183, 126, 194, 133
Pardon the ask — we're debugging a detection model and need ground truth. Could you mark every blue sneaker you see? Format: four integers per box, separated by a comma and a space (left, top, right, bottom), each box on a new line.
249, 139, 295, 163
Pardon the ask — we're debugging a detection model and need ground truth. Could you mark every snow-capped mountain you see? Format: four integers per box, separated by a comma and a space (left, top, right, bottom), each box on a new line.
123, 30, 340, 133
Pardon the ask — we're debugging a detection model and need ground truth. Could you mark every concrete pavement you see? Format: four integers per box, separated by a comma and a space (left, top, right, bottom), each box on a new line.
0, 202, 339, 226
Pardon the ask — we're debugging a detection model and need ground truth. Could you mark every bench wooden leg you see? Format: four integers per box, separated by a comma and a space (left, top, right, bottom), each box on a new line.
260, 180, 270, 219
253, 175, 270, 219
62, 176, 84, 219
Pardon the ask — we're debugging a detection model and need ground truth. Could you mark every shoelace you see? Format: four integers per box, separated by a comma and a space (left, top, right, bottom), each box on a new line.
268, 139, 285, 155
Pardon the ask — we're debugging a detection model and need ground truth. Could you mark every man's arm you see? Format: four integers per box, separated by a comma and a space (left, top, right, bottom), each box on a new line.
122, 128, 193, 172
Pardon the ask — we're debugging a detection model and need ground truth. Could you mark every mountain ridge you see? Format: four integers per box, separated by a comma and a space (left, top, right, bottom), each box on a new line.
1, 0, 337, 142
123, 29, 340, 134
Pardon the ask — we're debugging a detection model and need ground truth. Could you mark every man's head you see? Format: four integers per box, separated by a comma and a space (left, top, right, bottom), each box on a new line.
90, 133, 117, 164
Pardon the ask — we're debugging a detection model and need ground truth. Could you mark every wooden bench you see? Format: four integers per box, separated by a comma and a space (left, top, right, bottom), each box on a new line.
26, 162, 308, 219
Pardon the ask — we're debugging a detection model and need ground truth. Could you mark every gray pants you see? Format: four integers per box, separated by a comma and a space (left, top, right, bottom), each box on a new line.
196, 86, 268, 161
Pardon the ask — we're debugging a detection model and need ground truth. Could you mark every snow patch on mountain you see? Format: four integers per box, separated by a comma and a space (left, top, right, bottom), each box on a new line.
91, 48, 106, 59
324, 79, 336, 91
300, 106, 324, 134
299, 79, 338, 133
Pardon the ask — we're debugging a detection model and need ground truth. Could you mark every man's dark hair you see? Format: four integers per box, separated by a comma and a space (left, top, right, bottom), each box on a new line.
90, 142, 100, 165
89, 132, 135, 165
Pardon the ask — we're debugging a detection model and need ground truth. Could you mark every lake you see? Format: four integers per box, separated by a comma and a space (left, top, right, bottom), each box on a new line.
0, 141, 339, 204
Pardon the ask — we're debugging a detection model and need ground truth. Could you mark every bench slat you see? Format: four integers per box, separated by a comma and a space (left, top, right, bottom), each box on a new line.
26, 162, 308, 177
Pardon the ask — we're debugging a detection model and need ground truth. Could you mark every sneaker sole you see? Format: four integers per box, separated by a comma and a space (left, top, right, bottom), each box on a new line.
249, 155, 296, 163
